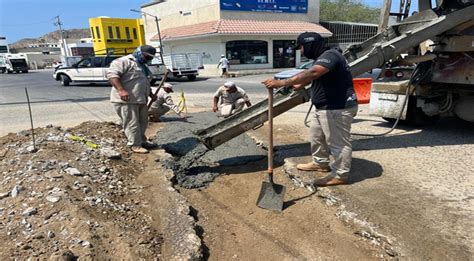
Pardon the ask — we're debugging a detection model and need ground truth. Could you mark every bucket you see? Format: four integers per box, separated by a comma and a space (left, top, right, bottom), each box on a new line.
353, 78, 372, 104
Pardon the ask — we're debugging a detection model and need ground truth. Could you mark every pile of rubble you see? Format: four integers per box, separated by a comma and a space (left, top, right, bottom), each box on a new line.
0, 122, 162, 260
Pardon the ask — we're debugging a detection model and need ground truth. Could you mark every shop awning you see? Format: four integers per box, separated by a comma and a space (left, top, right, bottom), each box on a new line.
151, 19, 332, 41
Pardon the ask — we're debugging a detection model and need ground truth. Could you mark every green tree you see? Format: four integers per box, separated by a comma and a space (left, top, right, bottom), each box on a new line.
320, 0, 381, 24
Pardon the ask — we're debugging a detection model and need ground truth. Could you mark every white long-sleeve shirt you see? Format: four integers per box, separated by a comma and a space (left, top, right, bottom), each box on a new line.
150, 88, 181, 114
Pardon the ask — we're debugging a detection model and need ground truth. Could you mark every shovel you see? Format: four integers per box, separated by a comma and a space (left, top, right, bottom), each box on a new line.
256, 88, 286, 212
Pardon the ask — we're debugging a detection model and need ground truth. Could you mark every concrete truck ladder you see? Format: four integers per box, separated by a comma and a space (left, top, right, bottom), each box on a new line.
196, 3, 474, 150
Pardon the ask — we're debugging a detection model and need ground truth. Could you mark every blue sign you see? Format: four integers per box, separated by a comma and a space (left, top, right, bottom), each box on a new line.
220, 0, 308, 14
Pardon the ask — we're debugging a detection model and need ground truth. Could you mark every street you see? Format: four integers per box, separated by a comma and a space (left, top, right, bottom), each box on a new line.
0, 70, 274, 135
1, 69, 473, 259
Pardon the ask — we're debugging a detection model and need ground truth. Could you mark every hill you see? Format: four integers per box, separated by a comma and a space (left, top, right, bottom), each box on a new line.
10, 28, 90, 49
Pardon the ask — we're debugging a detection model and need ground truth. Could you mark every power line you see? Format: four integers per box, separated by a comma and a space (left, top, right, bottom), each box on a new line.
1, 18, 55, 27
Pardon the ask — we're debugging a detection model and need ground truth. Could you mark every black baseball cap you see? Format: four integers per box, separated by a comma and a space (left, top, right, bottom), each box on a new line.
140, 45, 157, 58
294, 32, 324, 49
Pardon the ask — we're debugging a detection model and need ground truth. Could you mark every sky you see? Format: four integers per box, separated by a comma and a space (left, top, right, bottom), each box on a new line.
0, 0, 417, 43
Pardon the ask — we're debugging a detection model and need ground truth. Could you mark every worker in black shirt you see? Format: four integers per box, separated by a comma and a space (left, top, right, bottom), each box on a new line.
262, 32, 358, 186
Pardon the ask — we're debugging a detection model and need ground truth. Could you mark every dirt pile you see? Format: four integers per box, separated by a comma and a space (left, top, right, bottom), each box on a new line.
0, 122, 162, 260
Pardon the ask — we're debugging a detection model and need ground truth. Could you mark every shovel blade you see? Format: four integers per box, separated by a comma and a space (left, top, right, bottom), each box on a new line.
256, 181, 286, 212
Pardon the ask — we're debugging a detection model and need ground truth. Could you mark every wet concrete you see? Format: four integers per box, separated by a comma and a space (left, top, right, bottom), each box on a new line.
153, 112, 266, 188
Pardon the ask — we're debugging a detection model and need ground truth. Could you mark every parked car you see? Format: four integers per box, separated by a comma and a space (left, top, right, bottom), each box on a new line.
273, 60, 382, 81
53, 56, 120, 86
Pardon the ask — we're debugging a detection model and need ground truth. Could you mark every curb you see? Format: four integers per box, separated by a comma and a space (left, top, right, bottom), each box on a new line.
153, 150, 203, 260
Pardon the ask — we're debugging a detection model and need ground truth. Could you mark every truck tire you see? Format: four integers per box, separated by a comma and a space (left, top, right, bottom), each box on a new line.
187, 75, 196, 81
7, 70, 12, 74
22, 70, 28, 73
405, 96, 439, 126
60, 75, 71, 87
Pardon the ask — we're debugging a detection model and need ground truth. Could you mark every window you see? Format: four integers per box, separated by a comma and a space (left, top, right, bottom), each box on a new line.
92, 57, 103, 67
125, 27, 131, 40
95, 26, 101, 39
108, 26, 114, 39
77, 59, 92, 68
225, 40, 268, 65
105, 56, 119, 66
132, 28, 138, 40
115, 27, 121, 39
90, 27, 95, 39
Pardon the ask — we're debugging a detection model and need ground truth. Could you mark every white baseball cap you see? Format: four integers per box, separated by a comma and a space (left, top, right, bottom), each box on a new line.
163, 83, 173, 92
223, 81, 236, 89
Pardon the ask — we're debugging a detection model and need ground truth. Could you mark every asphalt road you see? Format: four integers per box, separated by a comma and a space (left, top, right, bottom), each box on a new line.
0, 70, 275, 135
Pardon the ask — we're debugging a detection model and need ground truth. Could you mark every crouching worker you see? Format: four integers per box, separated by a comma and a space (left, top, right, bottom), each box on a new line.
107, 45, 158, 154
148, 83, 185, 121
212, 81, 251, 117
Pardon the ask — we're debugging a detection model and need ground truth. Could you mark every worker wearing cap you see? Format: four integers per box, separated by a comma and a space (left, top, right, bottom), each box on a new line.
107, 45, 158, 154
148, 83, 185, 121
217, 54, 230, 78
213, 81, 252, 117
262, 32, 358, 186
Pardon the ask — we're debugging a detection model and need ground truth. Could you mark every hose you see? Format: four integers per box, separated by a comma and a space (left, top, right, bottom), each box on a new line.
303, 63, 428, 137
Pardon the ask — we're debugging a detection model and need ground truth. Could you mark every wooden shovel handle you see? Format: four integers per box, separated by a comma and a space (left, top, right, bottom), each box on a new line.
268, 88, 273, 174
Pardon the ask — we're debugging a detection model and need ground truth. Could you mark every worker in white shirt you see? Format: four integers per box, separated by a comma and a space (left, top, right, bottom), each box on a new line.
148, 83, 185, 122
213, 81, 251, 117
217, 54, 230, 78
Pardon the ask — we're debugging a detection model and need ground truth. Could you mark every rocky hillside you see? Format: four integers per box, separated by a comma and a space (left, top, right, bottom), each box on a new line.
10, 29, 90, 49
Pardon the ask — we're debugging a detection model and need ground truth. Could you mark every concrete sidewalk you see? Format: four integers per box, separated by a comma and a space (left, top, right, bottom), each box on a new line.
227, 67, 293, 77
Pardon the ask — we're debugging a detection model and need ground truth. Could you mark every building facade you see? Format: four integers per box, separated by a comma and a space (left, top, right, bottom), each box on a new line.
89, 17, 146, 55
0, 37, 9, 53
141, 0, 331, 76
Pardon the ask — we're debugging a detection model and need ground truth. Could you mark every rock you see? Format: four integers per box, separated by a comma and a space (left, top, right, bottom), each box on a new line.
22, 207, 38, 216
81, 240, 92, 248
11, 185, 22, 197
27, 146, 37, 153
46, 195, 61, 203
65, 167, 82, 176
46, 135, 64, 142
0, 191, 10, 199
47, 231, 56, 238
58, 162, 69, 169
45, 170, 63, 179
100, 148, 121, 159
98, 166, 108, 173
32, 233, 45, 239
49, 250, 76, 261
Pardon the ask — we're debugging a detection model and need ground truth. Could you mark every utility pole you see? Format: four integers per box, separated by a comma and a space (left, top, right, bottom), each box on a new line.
130, 9, 164, 65
54, 16, 70, 57
378, 0, 392, 33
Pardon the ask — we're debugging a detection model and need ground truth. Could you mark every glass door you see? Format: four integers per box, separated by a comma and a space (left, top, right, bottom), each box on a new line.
273, 40, 296, 68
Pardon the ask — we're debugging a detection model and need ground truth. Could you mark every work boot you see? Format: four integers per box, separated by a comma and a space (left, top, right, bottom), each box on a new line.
296, 162, 330, 172
142, 141, 158, 149
131, 146, 149, 154
149, 116, 162, 122
314, 175, 347, 187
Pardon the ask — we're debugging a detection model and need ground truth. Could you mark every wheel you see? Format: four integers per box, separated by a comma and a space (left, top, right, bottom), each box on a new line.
187, 75, 196, 81
382, 117, 397, 124
60, 75, 71, 86
405, 96, 439, 126
22, 70, 28, 73
7, 70, 12, 74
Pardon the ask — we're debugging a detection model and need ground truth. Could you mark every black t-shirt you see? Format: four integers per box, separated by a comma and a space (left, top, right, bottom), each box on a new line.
310, 49, 356, 109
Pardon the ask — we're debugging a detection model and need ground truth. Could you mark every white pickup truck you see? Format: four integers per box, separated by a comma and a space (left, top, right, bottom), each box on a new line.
53, 56, 119, 86
53, 55, 164, 87
163, 53, 204, 81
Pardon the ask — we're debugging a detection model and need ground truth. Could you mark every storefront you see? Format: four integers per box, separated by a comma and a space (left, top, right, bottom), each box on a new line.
141, 0, 331, 76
